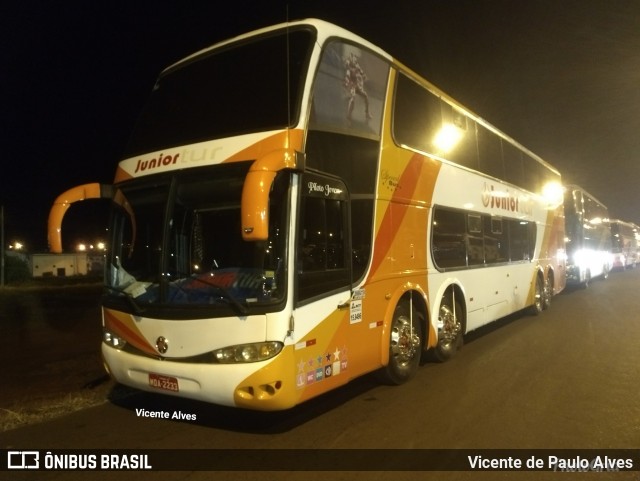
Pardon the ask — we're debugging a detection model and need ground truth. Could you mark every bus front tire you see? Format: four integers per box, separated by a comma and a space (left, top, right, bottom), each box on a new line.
378, 303, 422, 385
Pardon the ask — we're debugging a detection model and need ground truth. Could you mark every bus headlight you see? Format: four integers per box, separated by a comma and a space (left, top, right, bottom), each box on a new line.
213, 341, 283, 363
103, 329, 127, 349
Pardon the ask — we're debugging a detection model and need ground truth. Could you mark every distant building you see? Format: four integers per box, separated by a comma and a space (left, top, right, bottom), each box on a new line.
31, 252, 104, 277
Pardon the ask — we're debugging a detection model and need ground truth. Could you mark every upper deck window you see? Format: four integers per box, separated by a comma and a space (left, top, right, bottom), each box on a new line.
125, 28, 314, 157
393, 72, 560, 194
309, 39, 387, 139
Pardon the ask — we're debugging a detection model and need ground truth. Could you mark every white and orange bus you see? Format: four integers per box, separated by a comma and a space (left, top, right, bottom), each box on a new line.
48, 19, 565, 410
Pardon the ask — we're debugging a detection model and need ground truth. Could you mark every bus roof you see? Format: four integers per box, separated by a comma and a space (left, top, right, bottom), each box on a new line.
164, 18, 391, 73
159, 18, 559, 177
564, 184, 609, 209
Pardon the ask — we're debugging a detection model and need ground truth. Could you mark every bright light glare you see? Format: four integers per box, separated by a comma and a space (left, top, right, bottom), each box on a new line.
542, 181, 564, 208
433, 123, 463, 153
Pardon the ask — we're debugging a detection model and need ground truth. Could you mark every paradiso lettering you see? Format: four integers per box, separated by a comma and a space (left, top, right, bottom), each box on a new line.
481, 183, 533, 216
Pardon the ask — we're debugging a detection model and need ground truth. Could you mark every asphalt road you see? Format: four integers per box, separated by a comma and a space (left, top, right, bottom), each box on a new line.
2, 268, 640, 481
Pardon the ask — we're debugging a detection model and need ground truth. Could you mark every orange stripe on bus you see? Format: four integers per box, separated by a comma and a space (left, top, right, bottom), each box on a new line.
369, 153, 424, 278
104, 309, 157, 356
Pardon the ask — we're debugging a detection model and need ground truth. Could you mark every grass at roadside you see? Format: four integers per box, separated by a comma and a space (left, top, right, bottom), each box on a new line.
0, 377, 137, 432
1, 386, 110, 431
0, 277, 114, 432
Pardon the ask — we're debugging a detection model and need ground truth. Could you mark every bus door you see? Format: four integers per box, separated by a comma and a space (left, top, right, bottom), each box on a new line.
293, 171, 354, 396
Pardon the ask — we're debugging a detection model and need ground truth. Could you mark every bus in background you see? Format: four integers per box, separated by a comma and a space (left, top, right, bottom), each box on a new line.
48, 19, 565, 411
609, 219, 638, 269
563, 185, 612, 286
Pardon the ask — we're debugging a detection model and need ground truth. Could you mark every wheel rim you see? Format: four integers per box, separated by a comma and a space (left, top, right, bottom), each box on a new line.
543, 277, 552, 309
438, 304, 461, 350
390, 315, 420, 366
534, 278, 543, 311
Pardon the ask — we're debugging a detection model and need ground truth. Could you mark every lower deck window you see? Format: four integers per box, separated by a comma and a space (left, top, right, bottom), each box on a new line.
431, 206, 535, 270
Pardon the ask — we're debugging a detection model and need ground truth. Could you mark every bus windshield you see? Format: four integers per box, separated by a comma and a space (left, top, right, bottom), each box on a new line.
124, 28, 314, 157
106, 163, 289, 316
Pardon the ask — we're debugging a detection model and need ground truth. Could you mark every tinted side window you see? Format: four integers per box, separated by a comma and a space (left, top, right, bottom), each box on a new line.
484, 216, 509, 264
508, 219, 536, 261
432, 208, 467, 268
477, 125, 504, 179
432, 206, 536, 270
393, 74, 443, 154
503, 142, 524, 188
522, 155, 541, 193
467, 214, 484, 266
442, 104, 478, 170
297, 174, 350, 303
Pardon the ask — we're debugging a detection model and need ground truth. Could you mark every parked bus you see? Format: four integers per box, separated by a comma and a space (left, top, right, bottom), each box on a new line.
48, 19, 566, 410
609, 219, 638, 269
563, 185, 612, 286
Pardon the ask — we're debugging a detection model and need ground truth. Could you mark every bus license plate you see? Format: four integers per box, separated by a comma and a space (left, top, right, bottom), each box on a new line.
149, 373, 179, 392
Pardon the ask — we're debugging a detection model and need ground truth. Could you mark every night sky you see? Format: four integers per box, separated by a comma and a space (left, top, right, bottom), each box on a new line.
2, 1, 640, 252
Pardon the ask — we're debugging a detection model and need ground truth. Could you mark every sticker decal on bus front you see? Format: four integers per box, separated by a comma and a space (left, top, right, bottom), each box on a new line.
296, 346, 348, 389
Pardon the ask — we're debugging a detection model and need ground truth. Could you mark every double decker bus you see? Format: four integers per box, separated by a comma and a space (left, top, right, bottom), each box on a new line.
563, 185, 612, 286
609, 219, 638, 269
48, 19, 565, 410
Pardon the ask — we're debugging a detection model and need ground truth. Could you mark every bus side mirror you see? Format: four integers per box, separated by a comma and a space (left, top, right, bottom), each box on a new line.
241, 149, 304, 241
48, 183, 113, 253
241, 169, 277, 241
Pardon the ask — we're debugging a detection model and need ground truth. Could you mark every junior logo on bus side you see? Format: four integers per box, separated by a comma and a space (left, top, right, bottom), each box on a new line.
134, 153, 180, 173
481, 182, 533, 216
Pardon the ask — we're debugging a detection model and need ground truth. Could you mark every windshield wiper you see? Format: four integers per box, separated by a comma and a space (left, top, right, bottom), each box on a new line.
105, 286, 146, 315
189, 276, 249, 316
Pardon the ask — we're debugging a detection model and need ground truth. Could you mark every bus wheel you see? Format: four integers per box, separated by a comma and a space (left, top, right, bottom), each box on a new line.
543, 275, 552, 310
379, 302, 422, 385
432, 294, 463, 362
529, 275, 544, 315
